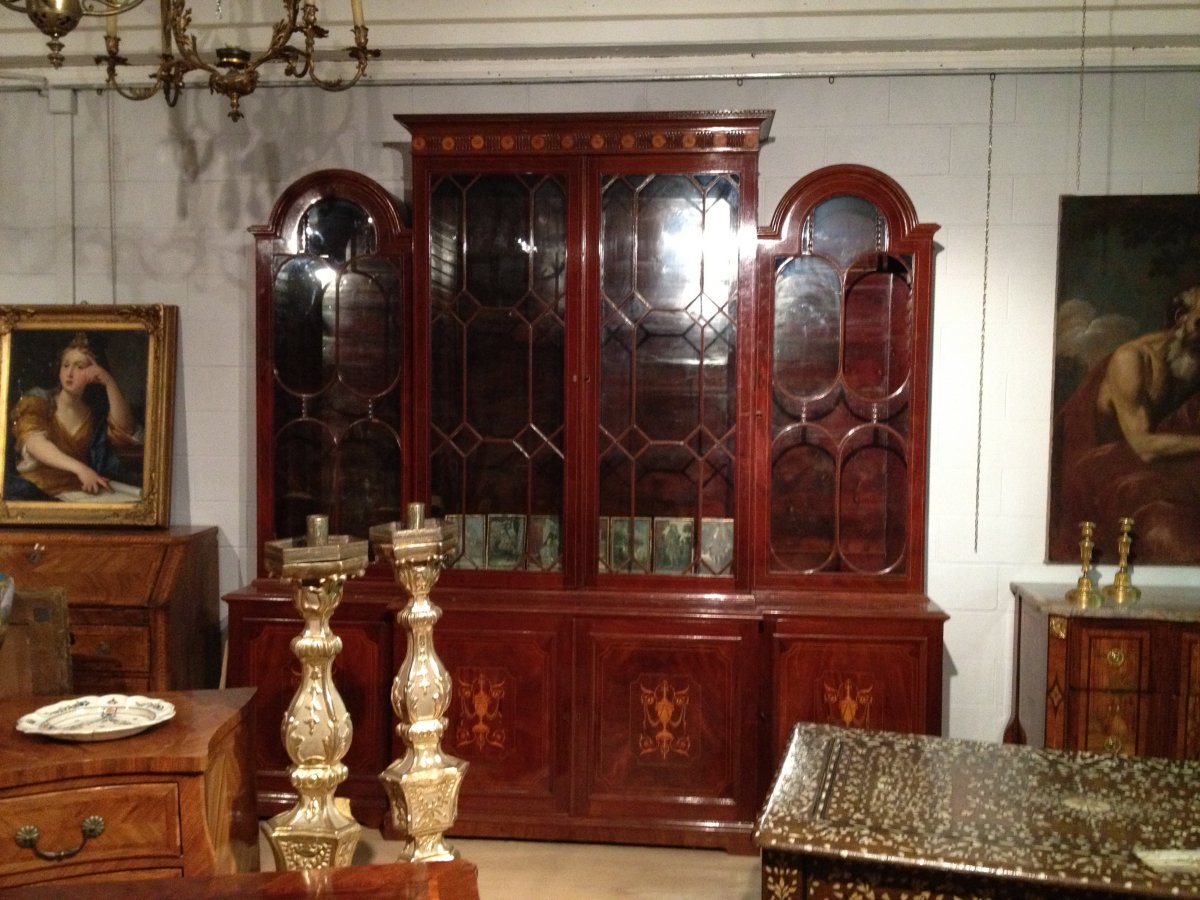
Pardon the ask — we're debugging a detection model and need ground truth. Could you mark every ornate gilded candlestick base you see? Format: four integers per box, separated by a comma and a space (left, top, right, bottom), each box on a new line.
1102, 516, 1141, 605
1065, 520, 1101, 608
370, 503, 467, 863
261, 515, 369, 871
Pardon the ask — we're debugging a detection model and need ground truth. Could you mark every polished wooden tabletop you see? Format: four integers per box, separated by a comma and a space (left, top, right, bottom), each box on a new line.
0, 858, 481, 899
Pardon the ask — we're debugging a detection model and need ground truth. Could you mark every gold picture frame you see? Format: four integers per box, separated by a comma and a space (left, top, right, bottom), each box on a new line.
0, 305, 178, 527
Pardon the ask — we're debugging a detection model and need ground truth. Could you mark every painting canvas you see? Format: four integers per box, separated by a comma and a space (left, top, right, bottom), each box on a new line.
610, 516, 651, 573
652, 517, 694, 574
1047, 196, 1200, 564
0, 305, 177, 527
526, 514, 561, 571
486, 514, 525, 570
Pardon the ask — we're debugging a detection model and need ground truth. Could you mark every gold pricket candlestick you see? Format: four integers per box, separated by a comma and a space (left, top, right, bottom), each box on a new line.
1065, 520, 1101, 607
370, 503, 467, 863
1103, 516, 1141, 605
261, 514, 369, 871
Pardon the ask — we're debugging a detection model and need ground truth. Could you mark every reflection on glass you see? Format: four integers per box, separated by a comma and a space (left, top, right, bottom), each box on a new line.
271, 196, 403, 540
768, 195, 913, 576
598, 173, 740, 577
429, 173, 567, 572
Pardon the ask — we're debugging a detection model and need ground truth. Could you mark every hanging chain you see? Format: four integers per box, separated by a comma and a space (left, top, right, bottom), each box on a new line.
1075, 0, 1088, 192
974, 73, 997, 553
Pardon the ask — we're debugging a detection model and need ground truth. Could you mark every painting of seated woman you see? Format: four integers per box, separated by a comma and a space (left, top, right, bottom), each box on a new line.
0, 306, 177, 527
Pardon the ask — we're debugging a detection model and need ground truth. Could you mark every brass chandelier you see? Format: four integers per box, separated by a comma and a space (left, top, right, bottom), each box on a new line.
1, 0, 377, 121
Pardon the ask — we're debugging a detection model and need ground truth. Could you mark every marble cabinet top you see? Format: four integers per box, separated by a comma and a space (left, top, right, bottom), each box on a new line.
1012, 581, 1200, 622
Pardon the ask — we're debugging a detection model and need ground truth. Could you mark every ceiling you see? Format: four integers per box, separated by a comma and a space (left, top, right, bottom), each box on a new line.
1, 0, 1198, 91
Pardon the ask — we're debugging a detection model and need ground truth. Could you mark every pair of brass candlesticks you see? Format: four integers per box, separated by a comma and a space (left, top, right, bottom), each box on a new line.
261, 504, 466, 871
1065, 517, 1141, 607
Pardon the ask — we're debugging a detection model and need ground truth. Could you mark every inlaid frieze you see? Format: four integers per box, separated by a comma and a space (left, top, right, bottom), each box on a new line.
401, 112, 771, 157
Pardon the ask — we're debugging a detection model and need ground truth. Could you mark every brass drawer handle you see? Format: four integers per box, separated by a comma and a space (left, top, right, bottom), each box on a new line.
1105, 648, 1126, 668
1103, 736, 1123, 753
26, 543, 45, 565
14, 815, 105, 862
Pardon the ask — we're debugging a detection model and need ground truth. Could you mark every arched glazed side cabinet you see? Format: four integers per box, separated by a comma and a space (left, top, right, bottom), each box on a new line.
755, 166, 946, 760
224, 120, 946, 851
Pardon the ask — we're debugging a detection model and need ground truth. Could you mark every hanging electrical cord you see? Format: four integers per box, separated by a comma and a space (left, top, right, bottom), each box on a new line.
1075, 0, 1088, 192
974, 72, 997, 553
107, 89, 118, 304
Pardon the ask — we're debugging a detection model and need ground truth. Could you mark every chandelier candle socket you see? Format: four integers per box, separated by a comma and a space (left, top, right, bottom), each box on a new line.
370, 503, 468, 863
261, 514, 369, 871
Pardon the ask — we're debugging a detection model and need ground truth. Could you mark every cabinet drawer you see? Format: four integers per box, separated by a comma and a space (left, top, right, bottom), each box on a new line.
1073, 689, 1149, 756
0, 782, 180, 878
0, 542, 163, 607
1073, 629, 1149, 691
71, 626, 150, 675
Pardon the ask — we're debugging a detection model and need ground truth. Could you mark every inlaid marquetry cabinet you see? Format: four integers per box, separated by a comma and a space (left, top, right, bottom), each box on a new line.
225, 112, 946, 850
1006, 582, 1200, 760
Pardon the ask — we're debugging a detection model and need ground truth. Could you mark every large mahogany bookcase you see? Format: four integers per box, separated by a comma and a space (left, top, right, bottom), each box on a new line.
224, 112, 946, 852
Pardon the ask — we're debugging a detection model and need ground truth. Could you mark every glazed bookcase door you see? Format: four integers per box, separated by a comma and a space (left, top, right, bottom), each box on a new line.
596, 169, 741, 582
251, 170, 412, 559
424, 166, 571, 578
756, 166, 938, 594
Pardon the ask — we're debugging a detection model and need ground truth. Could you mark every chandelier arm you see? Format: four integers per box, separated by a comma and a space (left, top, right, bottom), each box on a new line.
81, 0, 149, 16
306, 27, 378, 92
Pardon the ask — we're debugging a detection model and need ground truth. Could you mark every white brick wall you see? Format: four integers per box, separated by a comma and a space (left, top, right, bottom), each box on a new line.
2, 72, 1198, 743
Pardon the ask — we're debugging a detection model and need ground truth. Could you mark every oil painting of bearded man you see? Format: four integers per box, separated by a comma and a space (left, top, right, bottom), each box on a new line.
1048, 196, 1200, 565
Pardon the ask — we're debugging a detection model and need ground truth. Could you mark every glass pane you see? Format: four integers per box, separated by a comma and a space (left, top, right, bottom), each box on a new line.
271, 196, 404, 541
843, 262, 913, 413
772, 256, 842, 410
809, 195, 885, 269
599, 173, 740, 577
769, 431, 836, 572
429, 173, 567, 573
839, 428, 908, 573
769, 198, 910, 576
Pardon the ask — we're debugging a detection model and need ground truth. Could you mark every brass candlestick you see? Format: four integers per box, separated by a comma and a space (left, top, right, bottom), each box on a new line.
370, 503, 467, 863
1102, 516, 1141, 605
261, 514, 369, 871
1065, 520, 1101, 607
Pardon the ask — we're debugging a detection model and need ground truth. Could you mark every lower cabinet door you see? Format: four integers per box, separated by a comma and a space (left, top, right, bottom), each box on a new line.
575, 616, 760, 831
769, 613, 943, 762
435, 610, 572, 823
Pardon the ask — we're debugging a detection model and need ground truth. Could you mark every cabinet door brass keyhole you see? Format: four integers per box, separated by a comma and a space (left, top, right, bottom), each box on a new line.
1105, 648, 1125, 668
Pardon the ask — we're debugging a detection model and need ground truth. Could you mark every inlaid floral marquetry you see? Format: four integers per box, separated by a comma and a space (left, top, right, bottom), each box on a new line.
755, 724, 1200, 899
635, 676, 696, 762
455, 668, 508, 755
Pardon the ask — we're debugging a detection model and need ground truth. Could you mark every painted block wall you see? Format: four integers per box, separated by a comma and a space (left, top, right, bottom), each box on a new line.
0, 72, 1198, 743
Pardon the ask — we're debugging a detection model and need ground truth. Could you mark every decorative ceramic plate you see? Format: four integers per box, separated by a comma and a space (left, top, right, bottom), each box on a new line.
15, 695, 176, 742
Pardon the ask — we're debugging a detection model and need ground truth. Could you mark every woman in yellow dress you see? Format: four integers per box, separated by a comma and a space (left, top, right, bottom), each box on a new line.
7, 332, 143, 500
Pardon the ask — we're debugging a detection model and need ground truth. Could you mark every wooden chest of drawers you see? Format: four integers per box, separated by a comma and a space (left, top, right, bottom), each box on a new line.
0, 688, 258, 888
1006, 582, 1200, 760
0, 527, 220, 692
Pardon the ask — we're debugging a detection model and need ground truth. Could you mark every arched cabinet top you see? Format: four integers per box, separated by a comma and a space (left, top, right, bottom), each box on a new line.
248, 168, 410, 253
759, 164, 939, 251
